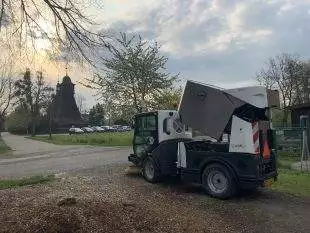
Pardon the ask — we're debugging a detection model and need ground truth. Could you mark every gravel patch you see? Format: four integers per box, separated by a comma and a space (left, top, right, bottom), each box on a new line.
1, 164, 310, 233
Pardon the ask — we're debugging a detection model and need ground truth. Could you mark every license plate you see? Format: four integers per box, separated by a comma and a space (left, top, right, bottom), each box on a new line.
264, 178, 275, 187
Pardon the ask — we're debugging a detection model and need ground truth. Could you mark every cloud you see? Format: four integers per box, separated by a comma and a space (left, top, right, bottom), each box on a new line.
66, 0, 310, 107
99, 0, 310, 86
102, 0, 276, 58
4, 0, 309, 111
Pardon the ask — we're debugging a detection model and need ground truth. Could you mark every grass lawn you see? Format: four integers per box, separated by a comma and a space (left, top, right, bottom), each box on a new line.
273, 152, 310, 197
277, 151, 300, 169
271, 169, 310, 197
0, 134, 11, 155
0, 175, 54, 189
30, 132, 133, 146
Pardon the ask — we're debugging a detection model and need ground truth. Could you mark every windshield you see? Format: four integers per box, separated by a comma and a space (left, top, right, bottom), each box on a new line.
136, 114, 156, 131
133, 113, 158, 157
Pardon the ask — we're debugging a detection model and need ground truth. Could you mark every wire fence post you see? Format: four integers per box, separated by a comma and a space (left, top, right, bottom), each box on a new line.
300, 115, 309, 171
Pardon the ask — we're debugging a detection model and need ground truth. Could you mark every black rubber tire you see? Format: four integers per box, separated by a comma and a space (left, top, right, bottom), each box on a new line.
142, 156, 161, 183
202, 163, 236, 199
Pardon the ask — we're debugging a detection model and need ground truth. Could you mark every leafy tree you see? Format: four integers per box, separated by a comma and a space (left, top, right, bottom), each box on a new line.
151, 87, 182, 111
103, 88, 181, 126
14, 69, 53, 136
86, 33, 178, 114
6, 104, 51, 135
88, 103, 105, 126
256, 53, 304, 123
107, 105, 136, 126
113, 118, 130, 126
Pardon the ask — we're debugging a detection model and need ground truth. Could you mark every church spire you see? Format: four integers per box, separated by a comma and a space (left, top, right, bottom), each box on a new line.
65, 58, 69, 76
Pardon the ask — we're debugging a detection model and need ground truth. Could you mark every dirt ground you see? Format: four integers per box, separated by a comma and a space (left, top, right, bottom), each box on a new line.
1, 164, 310, 233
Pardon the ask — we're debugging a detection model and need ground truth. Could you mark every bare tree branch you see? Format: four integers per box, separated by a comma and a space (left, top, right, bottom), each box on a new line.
75, 92, 86, 114
0, 64, 14, 131
256, 53, 304, 123
0, 0, 106, 64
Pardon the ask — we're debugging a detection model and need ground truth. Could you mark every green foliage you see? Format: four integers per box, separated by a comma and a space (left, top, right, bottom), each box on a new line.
86, 33, 178, 116
113, 118, 131, 126
276, 149, 300, 169
104, 105, 136, 126
0, 175, 54, 189
88, 103, 105, 125
272, 109, 285, 125
151, 87, 182, 110
6, 104, 51, 135
6, 105, 31, 134
0, 134, 11, 154
30, 132, 133, 146
14, 69, 53, 136
271, 169, 310, 197
274, 154, 310, 196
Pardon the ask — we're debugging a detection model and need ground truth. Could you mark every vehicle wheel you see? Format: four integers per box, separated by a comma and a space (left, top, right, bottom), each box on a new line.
202, 163, 236, 199
142, 157, 160, 183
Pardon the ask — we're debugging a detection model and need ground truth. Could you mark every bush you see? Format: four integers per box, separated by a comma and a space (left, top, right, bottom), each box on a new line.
6, 106, 30, 135
6, 106, 50, 135
6, 125, 28, 135
0, 134, 11, 154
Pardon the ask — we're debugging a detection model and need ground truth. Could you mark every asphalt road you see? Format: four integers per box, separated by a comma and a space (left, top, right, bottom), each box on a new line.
0, 133, 131, 178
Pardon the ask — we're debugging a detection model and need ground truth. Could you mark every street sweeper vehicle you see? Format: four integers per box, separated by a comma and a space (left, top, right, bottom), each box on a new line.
128, 80, 279, 199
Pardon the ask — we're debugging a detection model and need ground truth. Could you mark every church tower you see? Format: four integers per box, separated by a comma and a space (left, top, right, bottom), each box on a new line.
53, 75, 85, 129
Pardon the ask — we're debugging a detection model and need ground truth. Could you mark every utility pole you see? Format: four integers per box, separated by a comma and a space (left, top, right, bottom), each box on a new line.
48, 85, 55, 140
49, 101, 53, 140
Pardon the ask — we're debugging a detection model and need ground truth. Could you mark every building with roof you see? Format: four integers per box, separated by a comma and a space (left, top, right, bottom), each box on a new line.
53, 75, 86, 130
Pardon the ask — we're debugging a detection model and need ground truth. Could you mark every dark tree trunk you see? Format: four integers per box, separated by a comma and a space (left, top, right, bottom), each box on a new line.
0, 115, 3, 132
31, 115, 36, 136
49, 105, 53, 140
31, 122, 36, 136
282, 108, 290, 126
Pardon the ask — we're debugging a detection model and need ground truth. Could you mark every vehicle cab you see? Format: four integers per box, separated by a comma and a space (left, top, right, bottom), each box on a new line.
129, 110, 191, 165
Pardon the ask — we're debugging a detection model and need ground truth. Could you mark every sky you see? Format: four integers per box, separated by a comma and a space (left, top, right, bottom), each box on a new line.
25, 0, 310, 109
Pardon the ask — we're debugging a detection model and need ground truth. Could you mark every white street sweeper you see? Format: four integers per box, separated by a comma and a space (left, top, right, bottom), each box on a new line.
128, 80, 279, 198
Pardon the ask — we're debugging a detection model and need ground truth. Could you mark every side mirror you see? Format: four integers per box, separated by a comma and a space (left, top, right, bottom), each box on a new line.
131, 118, 135, 129
163, 118, 171, 135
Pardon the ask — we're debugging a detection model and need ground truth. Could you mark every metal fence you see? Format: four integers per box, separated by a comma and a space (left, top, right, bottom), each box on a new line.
275, 127, 304, 158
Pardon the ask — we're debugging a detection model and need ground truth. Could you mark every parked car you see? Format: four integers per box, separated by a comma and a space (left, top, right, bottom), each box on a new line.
122, 125, 132, 131
81, 127, 94, 133
107, 125, 116, 132
69, 127, 84, 135
112, 125, 124, 132
91, 126, 105, 132
101, 126, 113, 132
